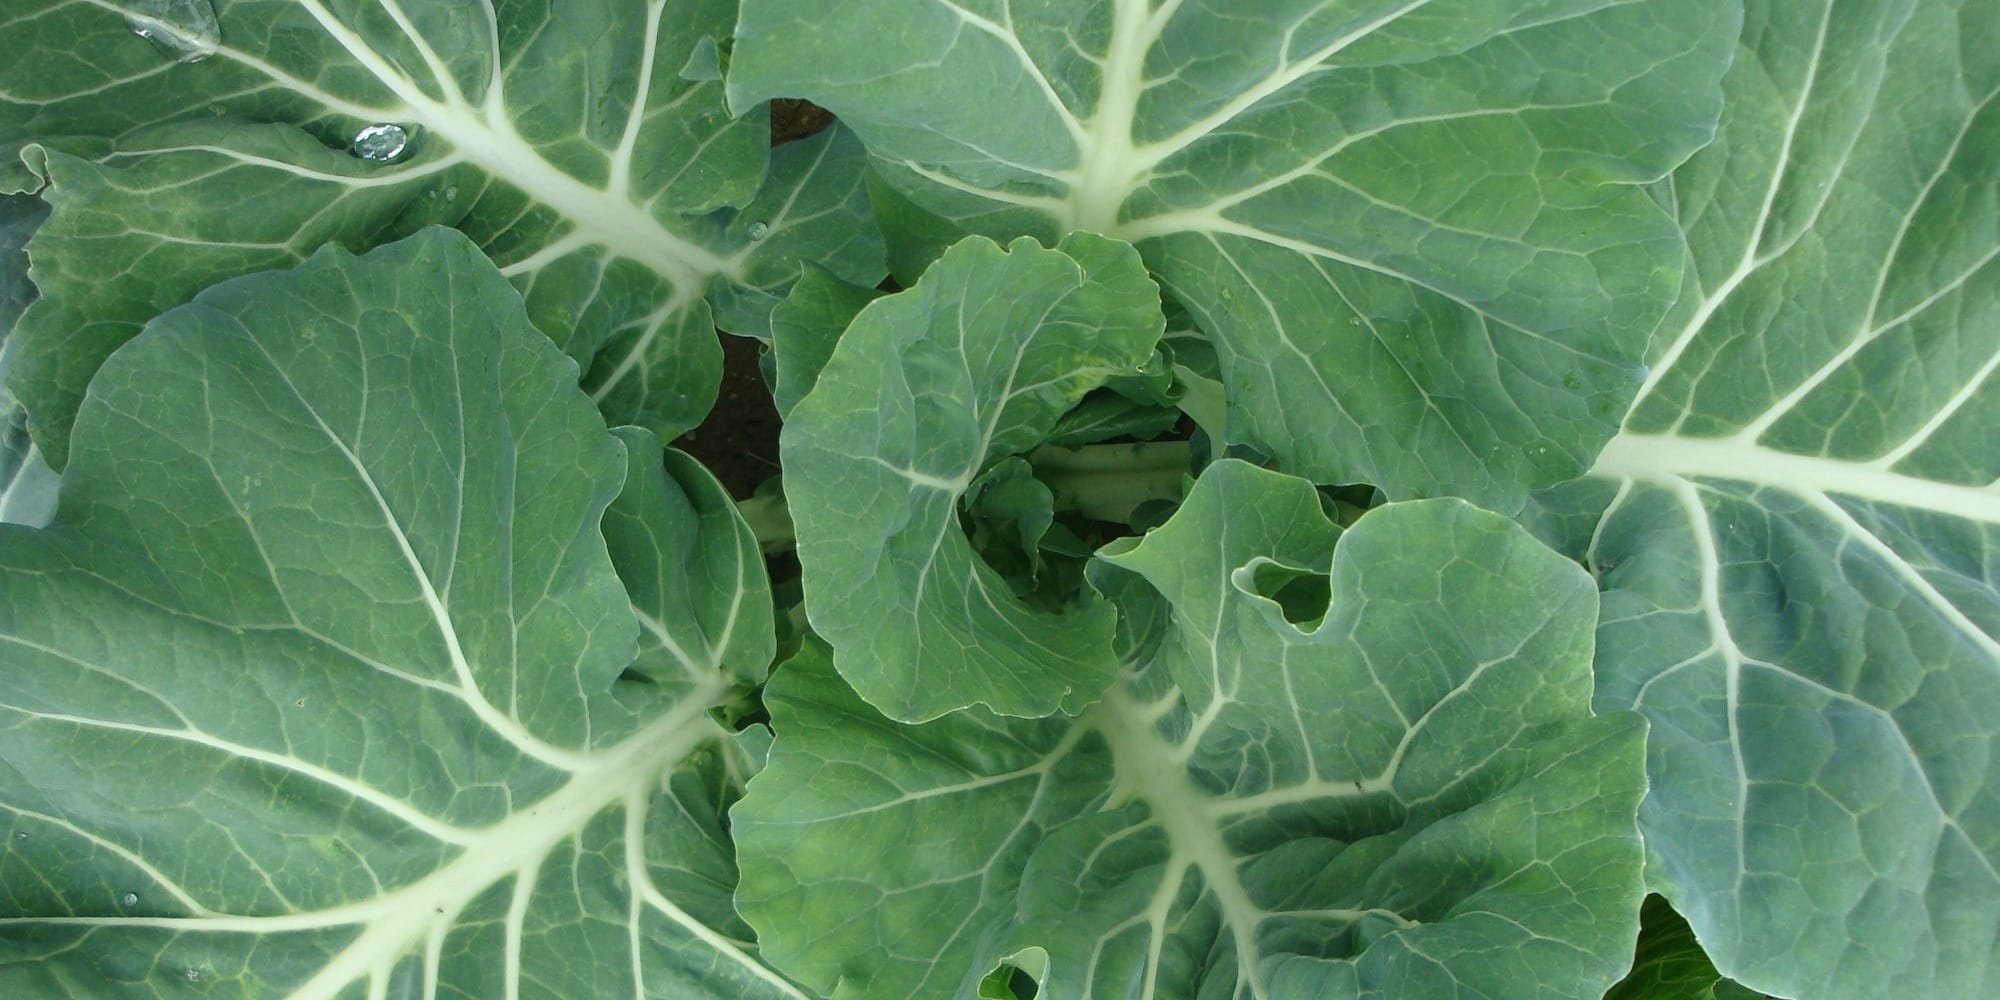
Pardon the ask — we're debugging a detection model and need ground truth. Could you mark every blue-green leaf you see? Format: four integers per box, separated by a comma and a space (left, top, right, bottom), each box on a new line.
730, 0, 1737, 510
782, 232, 1164, 722
737, 462, 1649, 999
0, 229, 801, 997
2, 0, 882, 465
1546, 2, 2000, 996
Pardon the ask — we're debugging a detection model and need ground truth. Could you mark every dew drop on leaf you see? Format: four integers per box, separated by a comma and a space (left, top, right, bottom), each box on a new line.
120, 892, 138, 906
125, 0, 220, 64
747, 221, 770, 240
351, 124, 414, 163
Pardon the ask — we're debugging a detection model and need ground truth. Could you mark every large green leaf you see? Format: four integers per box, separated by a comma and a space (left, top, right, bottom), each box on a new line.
0, 229, 803, 997
1535, 2, 2000, 997
736, 461, 1649, 998
1, 0, 883, 466
729, 0, 1737, 510
782, 233, 1164, 722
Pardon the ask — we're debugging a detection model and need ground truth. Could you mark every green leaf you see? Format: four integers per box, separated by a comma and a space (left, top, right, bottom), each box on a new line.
1543, 2, 2000, 997
964, 456, 1058, 584
1606, 897, 1768, 1000
0, 338, 58, 528
704, 127, 890, 338
0, 229, 802, 997
1042, 391, 1182, 449
2, 0, 883, 466
736, 461, 1649, 999
729, 0, 1738, 510
768, 265, 882, 419
604, 428, 777, 692
782, 233, 1165, 722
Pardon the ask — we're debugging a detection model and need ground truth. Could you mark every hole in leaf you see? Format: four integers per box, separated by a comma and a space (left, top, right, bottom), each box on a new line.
1246, 560, 1332, 627
976, 963, 1040, 999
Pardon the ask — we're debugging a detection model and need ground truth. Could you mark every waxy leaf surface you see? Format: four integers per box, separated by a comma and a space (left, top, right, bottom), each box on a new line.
0, 230, 800, 998
737, 462, 1649, 999
1540, 2, 2000, 996
731, 0, 1737, 509
782, 233, 1164, 722
1, 0, 883, 465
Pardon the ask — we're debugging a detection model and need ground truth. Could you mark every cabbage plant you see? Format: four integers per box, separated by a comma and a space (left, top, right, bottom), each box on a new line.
0, 1, 1993, 998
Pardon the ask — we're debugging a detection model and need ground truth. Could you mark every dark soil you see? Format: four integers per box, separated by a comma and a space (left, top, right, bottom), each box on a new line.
672, 101, 835, 499
769, 99, 836, 146
674, 331, 783, 499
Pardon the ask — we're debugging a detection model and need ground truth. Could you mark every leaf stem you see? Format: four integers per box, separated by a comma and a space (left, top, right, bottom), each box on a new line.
735, 487, 795, 554
1027, 441, 1190, 523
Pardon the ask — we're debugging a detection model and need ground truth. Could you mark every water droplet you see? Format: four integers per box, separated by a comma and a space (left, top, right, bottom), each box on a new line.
443, 186, 459, 202
351, 124, 413, 163
126, 0, 220, 64
746, 221, 770, 241
184, 968, 201, 983
121, 892, 138, 906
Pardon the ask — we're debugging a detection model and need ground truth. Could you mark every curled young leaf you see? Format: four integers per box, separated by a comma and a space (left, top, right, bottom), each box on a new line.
783, 232, 1165, 722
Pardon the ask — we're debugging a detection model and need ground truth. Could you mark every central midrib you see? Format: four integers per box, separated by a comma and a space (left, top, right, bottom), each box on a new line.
418, 102, 731, 290
280, 0, 737, 291
286, 682, 730, 998
1092, 683, 1270, 997
1590, 432, 2000, 526
1066, 0, 1153, 234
